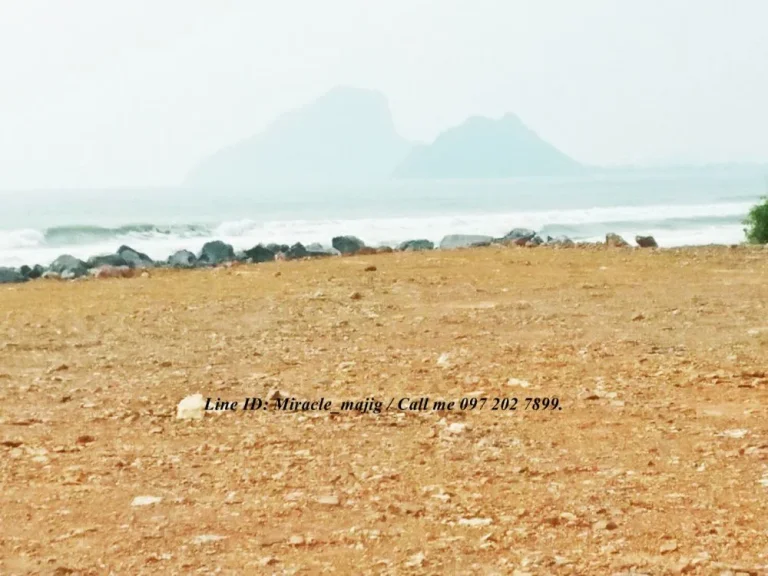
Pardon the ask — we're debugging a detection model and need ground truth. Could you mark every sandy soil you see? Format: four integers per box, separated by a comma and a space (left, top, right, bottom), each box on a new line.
1, 245, 767, 575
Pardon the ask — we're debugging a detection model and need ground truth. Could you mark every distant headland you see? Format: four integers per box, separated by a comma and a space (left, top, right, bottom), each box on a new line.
183, 86, 584, 188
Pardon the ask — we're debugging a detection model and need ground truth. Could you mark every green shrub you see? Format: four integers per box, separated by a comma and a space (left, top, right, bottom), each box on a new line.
744, 196, 768, 244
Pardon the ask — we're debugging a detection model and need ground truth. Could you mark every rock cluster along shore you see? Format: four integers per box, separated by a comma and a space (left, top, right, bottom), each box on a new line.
0, 230, 660, 285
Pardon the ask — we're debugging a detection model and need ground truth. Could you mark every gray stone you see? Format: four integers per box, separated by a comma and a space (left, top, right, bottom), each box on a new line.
332, 235, 366, 255
49, 254, 88, 278
547, 235, 575, 247
439, 234, 494, 250
501, 228, 537, 243
87, 254, 131, 269
198, 240, 235, 265
397, 239, 434, 252
117, 245, 155, 268
168, 249, 197, 268
606, 233, 630, 248
0, 267, 27, 284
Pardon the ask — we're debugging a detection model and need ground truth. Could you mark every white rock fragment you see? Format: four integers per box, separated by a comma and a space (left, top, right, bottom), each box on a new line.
316, 494, 340, 506
131, 496, 163, 507
507, 378, 531, 388
458, 517, 493, 527
446, 422, 467, 435
719, 429, 748, 439
176, 394, 205, 420
436, 353, 451, 368
191, 534, 226, 545
405, 552, 426, 567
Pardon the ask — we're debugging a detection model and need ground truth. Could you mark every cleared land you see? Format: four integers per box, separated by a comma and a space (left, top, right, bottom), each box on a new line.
1, 245, 767, 575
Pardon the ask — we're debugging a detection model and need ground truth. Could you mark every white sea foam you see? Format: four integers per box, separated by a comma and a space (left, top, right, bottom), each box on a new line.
0, 201, 754, 267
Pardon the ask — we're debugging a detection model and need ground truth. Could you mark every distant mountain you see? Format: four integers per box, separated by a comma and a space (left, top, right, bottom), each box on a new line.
393, 114, 583, 179
185, 86, 413, 188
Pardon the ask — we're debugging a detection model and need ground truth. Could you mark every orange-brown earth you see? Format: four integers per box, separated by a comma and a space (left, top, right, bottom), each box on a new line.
1, 245, 767, 575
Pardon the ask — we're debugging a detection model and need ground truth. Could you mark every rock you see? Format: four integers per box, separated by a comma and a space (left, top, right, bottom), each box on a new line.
286, 243, 309, 260
660, 540, 678, 554
266, 243, 289, 254
439, 234, 494, 250
41, 271, 61, 280
0, 267, 27, 284
332, 235, 366, 255
446, 422, 467, 434
499, 228, 537, 246
315, 494, 340, 506
117, 245, 154, 268
197, 240, 235, 265
191, 534, 226, 545
307, 245, 340, 258
397, 239, 434, 251
636, 235, 658, 248
86, 254, 130, 269
377, 246, 394, 253
547, 235, 575, 247
405, 552, 426, 568
176, 393, 205, 420
458, 517, 492, 527
436, 353, 451, 368
25, 264, 45, 279
131, 495, 162, 507
167, 249, 197, 268
605, 233, 630, 248
243, 244, 276, 263
90, 265, 134, 279
49, 254, 88, 278
507, 377, 531, 388
364, 265, 377, 272
349, 291, 362, 300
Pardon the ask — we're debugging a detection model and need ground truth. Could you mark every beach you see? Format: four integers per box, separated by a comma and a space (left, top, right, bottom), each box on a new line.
1, 244, 767, 574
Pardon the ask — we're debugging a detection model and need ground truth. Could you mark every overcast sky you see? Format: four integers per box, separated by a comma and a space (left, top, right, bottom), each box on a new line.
1, 0, 767, 189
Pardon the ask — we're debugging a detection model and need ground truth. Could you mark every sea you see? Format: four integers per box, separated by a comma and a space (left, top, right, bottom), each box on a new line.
0, 174, 764, 268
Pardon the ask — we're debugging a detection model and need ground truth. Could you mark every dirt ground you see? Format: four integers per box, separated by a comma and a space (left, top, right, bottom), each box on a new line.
1, 245, 767, 575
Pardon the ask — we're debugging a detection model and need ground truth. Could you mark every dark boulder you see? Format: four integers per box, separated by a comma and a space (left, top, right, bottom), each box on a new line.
285, 243, 308, 260
168, 250, 197, 268
198, 240, 235, 265
87, 253, 131, 269
397, 239, 434, 252
0, 267, 27, 284
332, 235, 366, 255
117, 245, 154, 268
26, 264, 45, 279
605, 233, 630, 248
266, 243, 289, 255
49, 254, 88, 278
635, 235, 658, 248
244, 244, 276, 263
438, 234, 494, 250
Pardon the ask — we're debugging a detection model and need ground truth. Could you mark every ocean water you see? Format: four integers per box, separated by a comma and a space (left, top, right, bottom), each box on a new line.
0, 175, 763, 268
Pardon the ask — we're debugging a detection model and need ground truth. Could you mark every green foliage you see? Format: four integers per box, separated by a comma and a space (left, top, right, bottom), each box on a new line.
744, 196, 768, 244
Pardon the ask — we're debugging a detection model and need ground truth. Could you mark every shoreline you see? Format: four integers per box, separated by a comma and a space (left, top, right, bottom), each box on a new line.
1, 228, 765, 285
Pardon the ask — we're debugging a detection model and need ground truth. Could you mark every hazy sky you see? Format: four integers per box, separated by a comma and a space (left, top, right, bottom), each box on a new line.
1, 0, 767, 189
